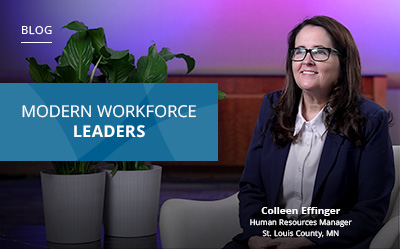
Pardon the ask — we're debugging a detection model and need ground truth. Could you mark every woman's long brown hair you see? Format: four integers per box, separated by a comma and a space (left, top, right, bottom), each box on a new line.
269, 16, 366, 147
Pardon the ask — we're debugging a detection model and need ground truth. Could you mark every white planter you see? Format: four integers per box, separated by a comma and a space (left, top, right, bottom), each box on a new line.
40, 169, 106, 244
102, 165, 162, 237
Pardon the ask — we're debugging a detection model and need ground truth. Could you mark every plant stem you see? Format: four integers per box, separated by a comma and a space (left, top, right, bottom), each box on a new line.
89, 55, 103, 83
135, 161, 139, 170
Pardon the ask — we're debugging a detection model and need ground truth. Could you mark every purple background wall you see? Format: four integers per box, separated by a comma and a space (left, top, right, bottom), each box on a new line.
1, 0, 399, 78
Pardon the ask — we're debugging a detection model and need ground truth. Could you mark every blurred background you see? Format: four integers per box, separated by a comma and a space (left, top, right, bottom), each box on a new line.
1, 0, 399, 145
1, 0, 399, 76
1, 0, 399, 243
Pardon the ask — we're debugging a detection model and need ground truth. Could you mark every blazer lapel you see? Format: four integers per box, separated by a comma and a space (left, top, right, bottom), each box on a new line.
269, 143, 291, 207
312, 132, 344, 202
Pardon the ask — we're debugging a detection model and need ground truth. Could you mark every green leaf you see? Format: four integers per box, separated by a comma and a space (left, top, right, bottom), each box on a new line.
100, 46, 112, 58
138, 164, 149, 170
98, 54, 136, 83
54, 55, 61, 65
53, 66, 79, 83
159, 47, 195, 74
128, 54, 135, 65
52, 161, 97, 175
159, 47, 176, 61
59, 31, 94, 83
26, 57, 53, 83
100, 47, 129, 60
88, 28, 106, 56
106, 161, 148, 173
218, 90, 227, 100
63, 21, 88, 32
110, 164, 118, 175
175, 53, 195, 74
135, 44, 168, 83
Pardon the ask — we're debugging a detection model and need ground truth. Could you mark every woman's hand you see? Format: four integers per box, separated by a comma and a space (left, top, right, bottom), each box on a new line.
264, 237, 315, 249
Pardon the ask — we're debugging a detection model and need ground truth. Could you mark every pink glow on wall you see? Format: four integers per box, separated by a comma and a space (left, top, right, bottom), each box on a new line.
1, 0, 399, 78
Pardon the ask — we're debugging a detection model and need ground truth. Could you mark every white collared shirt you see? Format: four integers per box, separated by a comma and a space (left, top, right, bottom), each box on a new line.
278, 97, 328, 219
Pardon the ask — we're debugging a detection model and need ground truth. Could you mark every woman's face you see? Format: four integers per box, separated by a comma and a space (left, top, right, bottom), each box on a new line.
292, 25, 341, 99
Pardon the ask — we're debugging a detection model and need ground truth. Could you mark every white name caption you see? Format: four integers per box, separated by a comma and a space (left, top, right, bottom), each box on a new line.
250, 207, 352, 239
262, 229, 341, 239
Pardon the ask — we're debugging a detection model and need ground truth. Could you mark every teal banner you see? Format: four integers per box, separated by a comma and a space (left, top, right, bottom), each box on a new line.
0, 83, 218, 161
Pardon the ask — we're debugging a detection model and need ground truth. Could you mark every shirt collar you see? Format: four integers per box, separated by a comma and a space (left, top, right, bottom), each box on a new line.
294, 95, 327, 138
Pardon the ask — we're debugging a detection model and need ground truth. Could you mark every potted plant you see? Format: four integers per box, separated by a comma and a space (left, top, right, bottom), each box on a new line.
40, 162, 105, 244
26, 21, 208, 241
101, 162, 162, 237
26, 21, 196, 84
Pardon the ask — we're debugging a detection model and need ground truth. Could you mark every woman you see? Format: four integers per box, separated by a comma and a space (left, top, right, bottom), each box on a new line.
224, 16, 395, 249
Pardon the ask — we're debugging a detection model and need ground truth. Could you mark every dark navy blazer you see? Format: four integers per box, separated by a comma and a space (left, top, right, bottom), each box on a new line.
235, 90, 395, 249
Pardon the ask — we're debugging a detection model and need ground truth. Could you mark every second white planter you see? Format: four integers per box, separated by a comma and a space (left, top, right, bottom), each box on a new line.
102, 165, 162, 237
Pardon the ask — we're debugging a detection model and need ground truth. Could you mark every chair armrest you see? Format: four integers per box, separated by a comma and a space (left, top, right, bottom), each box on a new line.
160, 193, 242, 249
370, 216, 399, 249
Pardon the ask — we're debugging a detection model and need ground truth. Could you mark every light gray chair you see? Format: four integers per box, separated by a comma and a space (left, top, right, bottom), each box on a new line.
160, 193, 242, 249
160, 146, 399, 249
